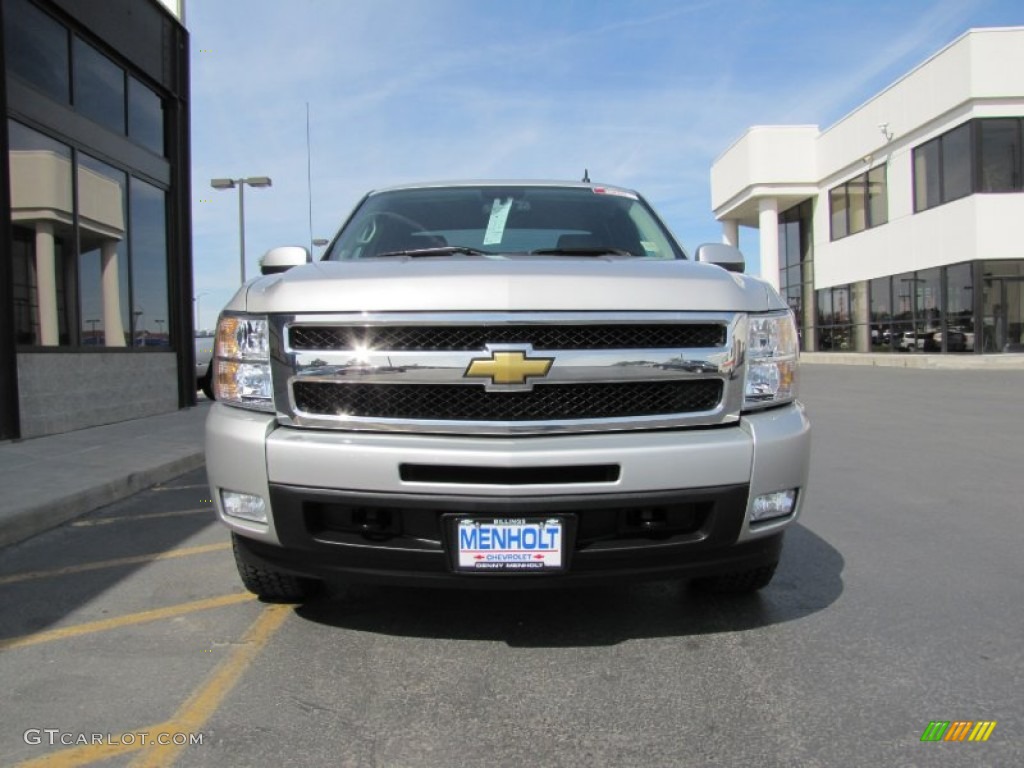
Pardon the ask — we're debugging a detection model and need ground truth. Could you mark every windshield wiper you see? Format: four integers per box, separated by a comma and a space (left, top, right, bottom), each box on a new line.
530, 247, 638, 257
368, 246, 492, 258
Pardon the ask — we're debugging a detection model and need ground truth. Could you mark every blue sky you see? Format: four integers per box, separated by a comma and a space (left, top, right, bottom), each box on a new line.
189, 0, 1023, 329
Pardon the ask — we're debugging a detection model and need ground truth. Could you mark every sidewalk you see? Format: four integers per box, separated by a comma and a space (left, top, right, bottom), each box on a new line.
0, 401, 210, 549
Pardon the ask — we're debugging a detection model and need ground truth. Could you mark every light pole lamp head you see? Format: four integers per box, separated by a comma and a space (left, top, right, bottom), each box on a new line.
210, 178, 237, 189
243, 176, 272, 188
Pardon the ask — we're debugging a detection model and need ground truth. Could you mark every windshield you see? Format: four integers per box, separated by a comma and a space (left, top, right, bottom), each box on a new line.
323, 185, 687, 261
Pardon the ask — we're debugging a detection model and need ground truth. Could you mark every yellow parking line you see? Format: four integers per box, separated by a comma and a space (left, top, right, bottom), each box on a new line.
71, 508, 212, 527
0, 542, 230, 586
12, 604, 289, 767
0, 592, 254, 651
14, 606, 290, 768
130, 604, 291, 767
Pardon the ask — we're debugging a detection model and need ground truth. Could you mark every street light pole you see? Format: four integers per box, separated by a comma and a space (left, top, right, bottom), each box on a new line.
238, 182, 246, 284
210, 176, 273, 284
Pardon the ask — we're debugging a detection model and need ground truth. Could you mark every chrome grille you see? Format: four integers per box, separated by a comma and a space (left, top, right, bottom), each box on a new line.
293, 380, 724, 421
273, 312, 745, 435
289, 324, 726, 351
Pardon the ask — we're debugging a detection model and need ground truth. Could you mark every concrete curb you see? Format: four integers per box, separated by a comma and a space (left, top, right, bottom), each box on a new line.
0, 450, 205, 549
801, 352, 1024, 369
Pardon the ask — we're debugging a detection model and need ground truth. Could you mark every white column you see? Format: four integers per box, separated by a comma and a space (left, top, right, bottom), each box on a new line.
721, 219, 739, 248
101, 241, 127, 347
758, 198, 780, 291
35, 221, 60, 346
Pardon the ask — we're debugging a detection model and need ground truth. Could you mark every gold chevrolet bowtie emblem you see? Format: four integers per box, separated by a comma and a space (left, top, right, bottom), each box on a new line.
465, 350, 553, 386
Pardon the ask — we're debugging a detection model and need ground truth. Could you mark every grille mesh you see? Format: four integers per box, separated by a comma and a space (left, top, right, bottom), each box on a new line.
292, 380, 723, 422
289, 324, 725, 351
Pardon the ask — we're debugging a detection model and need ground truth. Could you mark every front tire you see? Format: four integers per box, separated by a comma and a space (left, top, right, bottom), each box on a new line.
232, 534, 320, 602
200, 368, 215, 400
691, 563, 777, 594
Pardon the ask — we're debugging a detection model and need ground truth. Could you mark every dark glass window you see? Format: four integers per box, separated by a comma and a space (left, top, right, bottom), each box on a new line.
78, 155, 130, 346
945, 263, 975, 353
128, 76, 165, 155
915, 118, 1024, 211
942, 123, 972, 202
914, 140, 941, 212
979, 119, 1021, 192
816, 289, 833, 327
8, 120, 74, 346
829, 188, 847, 239
777, 200, 812, 351
829, 165, 887, 240
870, 276, 893, 349
3, 0, 70, 104
784, 219, 800, 268
73, 37, 126, 135
815, 285, 855, 351
848, 182, 866, 234
868, 165, 887, 227
130, 178, 170, 347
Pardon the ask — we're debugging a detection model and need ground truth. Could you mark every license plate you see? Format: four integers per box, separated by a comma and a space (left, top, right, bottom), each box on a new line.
454, 517, 564, 572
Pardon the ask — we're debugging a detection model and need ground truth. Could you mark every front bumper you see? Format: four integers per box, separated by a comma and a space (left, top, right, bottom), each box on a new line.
205, 401, 810, 586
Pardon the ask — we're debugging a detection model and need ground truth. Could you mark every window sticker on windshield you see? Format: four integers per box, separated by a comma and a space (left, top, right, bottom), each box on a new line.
640, 240, 659, 253
592, 187, 638, 200
483, 197, 513, 245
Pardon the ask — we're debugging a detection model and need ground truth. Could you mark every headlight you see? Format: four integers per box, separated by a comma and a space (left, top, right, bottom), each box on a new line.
213, 313, 274, 411
743, 311, 798, 410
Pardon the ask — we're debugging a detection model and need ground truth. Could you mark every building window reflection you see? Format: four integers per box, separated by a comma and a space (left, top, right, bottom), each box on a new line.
7, 119, 170, 350
128, 76, 165, 155
73, 37, 126, 136
8, 121, 74, 346
77, 154, 129, 346
816, 285, 853, 351
829, 164, 888, 240
130, 178, 169, 347
777, 200, 813, 351
2, 0, 70, 104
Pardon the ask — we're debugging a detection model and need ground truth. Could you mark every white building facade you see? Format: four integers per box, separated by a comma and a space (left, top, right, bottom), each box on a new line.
711, 27, 1024, 355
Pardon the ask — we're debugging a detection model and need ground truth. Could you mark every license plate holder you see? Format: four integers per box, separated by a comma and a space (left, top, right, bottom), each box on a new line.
447, 516, 569, 574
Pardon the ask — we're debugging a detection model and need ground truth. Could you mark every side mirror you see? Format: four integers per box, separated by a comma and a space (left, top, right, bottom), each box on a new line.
695, 243, 745, 274
260, 246, 310, 275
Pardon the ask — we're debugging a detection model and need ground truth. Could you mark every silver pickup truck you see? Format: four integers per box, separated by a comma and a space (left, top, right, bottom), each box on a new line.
206, 181, 810, 602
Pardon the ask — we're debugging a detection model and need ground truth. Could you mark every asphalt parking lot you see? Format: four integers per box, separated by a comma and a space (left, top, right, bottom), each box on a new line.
0, 365, 1021, 767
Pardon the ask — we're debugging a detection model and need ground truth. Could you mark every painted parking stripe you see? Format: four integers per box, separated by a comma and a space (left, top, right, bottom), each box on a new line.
130, 604, 291, 767
13, 606, 289, 767
71, 508, 213, 527
0, 542, 230, 586
0, 592, 254, 651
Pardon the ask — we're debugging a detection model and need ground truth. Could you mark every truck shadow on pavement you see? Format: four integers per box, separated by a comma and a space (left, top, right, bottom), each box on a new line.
295, 523, 843, 647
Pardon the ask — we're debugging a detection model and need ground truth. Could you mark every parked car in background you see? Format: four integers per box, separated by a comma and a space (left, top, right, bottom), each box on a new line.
195, 332, 215, 399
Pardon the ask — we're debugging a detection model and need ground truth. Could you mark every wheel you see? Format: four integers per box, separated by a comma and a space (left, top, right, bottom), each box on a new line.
200, 368, 215, 400
232, 533, 320, 602
691, 563, 777, 595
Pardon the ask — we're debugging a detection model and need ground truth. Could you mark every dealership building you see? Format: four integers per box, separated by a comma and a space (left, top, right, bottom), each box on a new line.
0, 0, 193, 440
712, 27, 1024, 356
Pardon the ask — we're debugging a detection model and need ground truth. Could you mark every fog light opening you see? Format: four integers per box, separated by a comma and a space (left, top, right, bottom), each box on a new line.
751, 489, 797, 524
221, 490, 268, 524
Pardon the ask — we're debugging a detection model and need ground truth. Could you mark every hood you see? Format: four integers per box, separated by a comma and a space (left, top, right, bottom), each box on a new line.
229, 257, 784, 314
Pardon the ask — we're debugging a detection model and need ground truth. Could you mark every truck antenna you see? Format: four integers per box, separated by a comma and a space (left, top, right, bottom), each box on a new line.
582, 168, 590, 183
